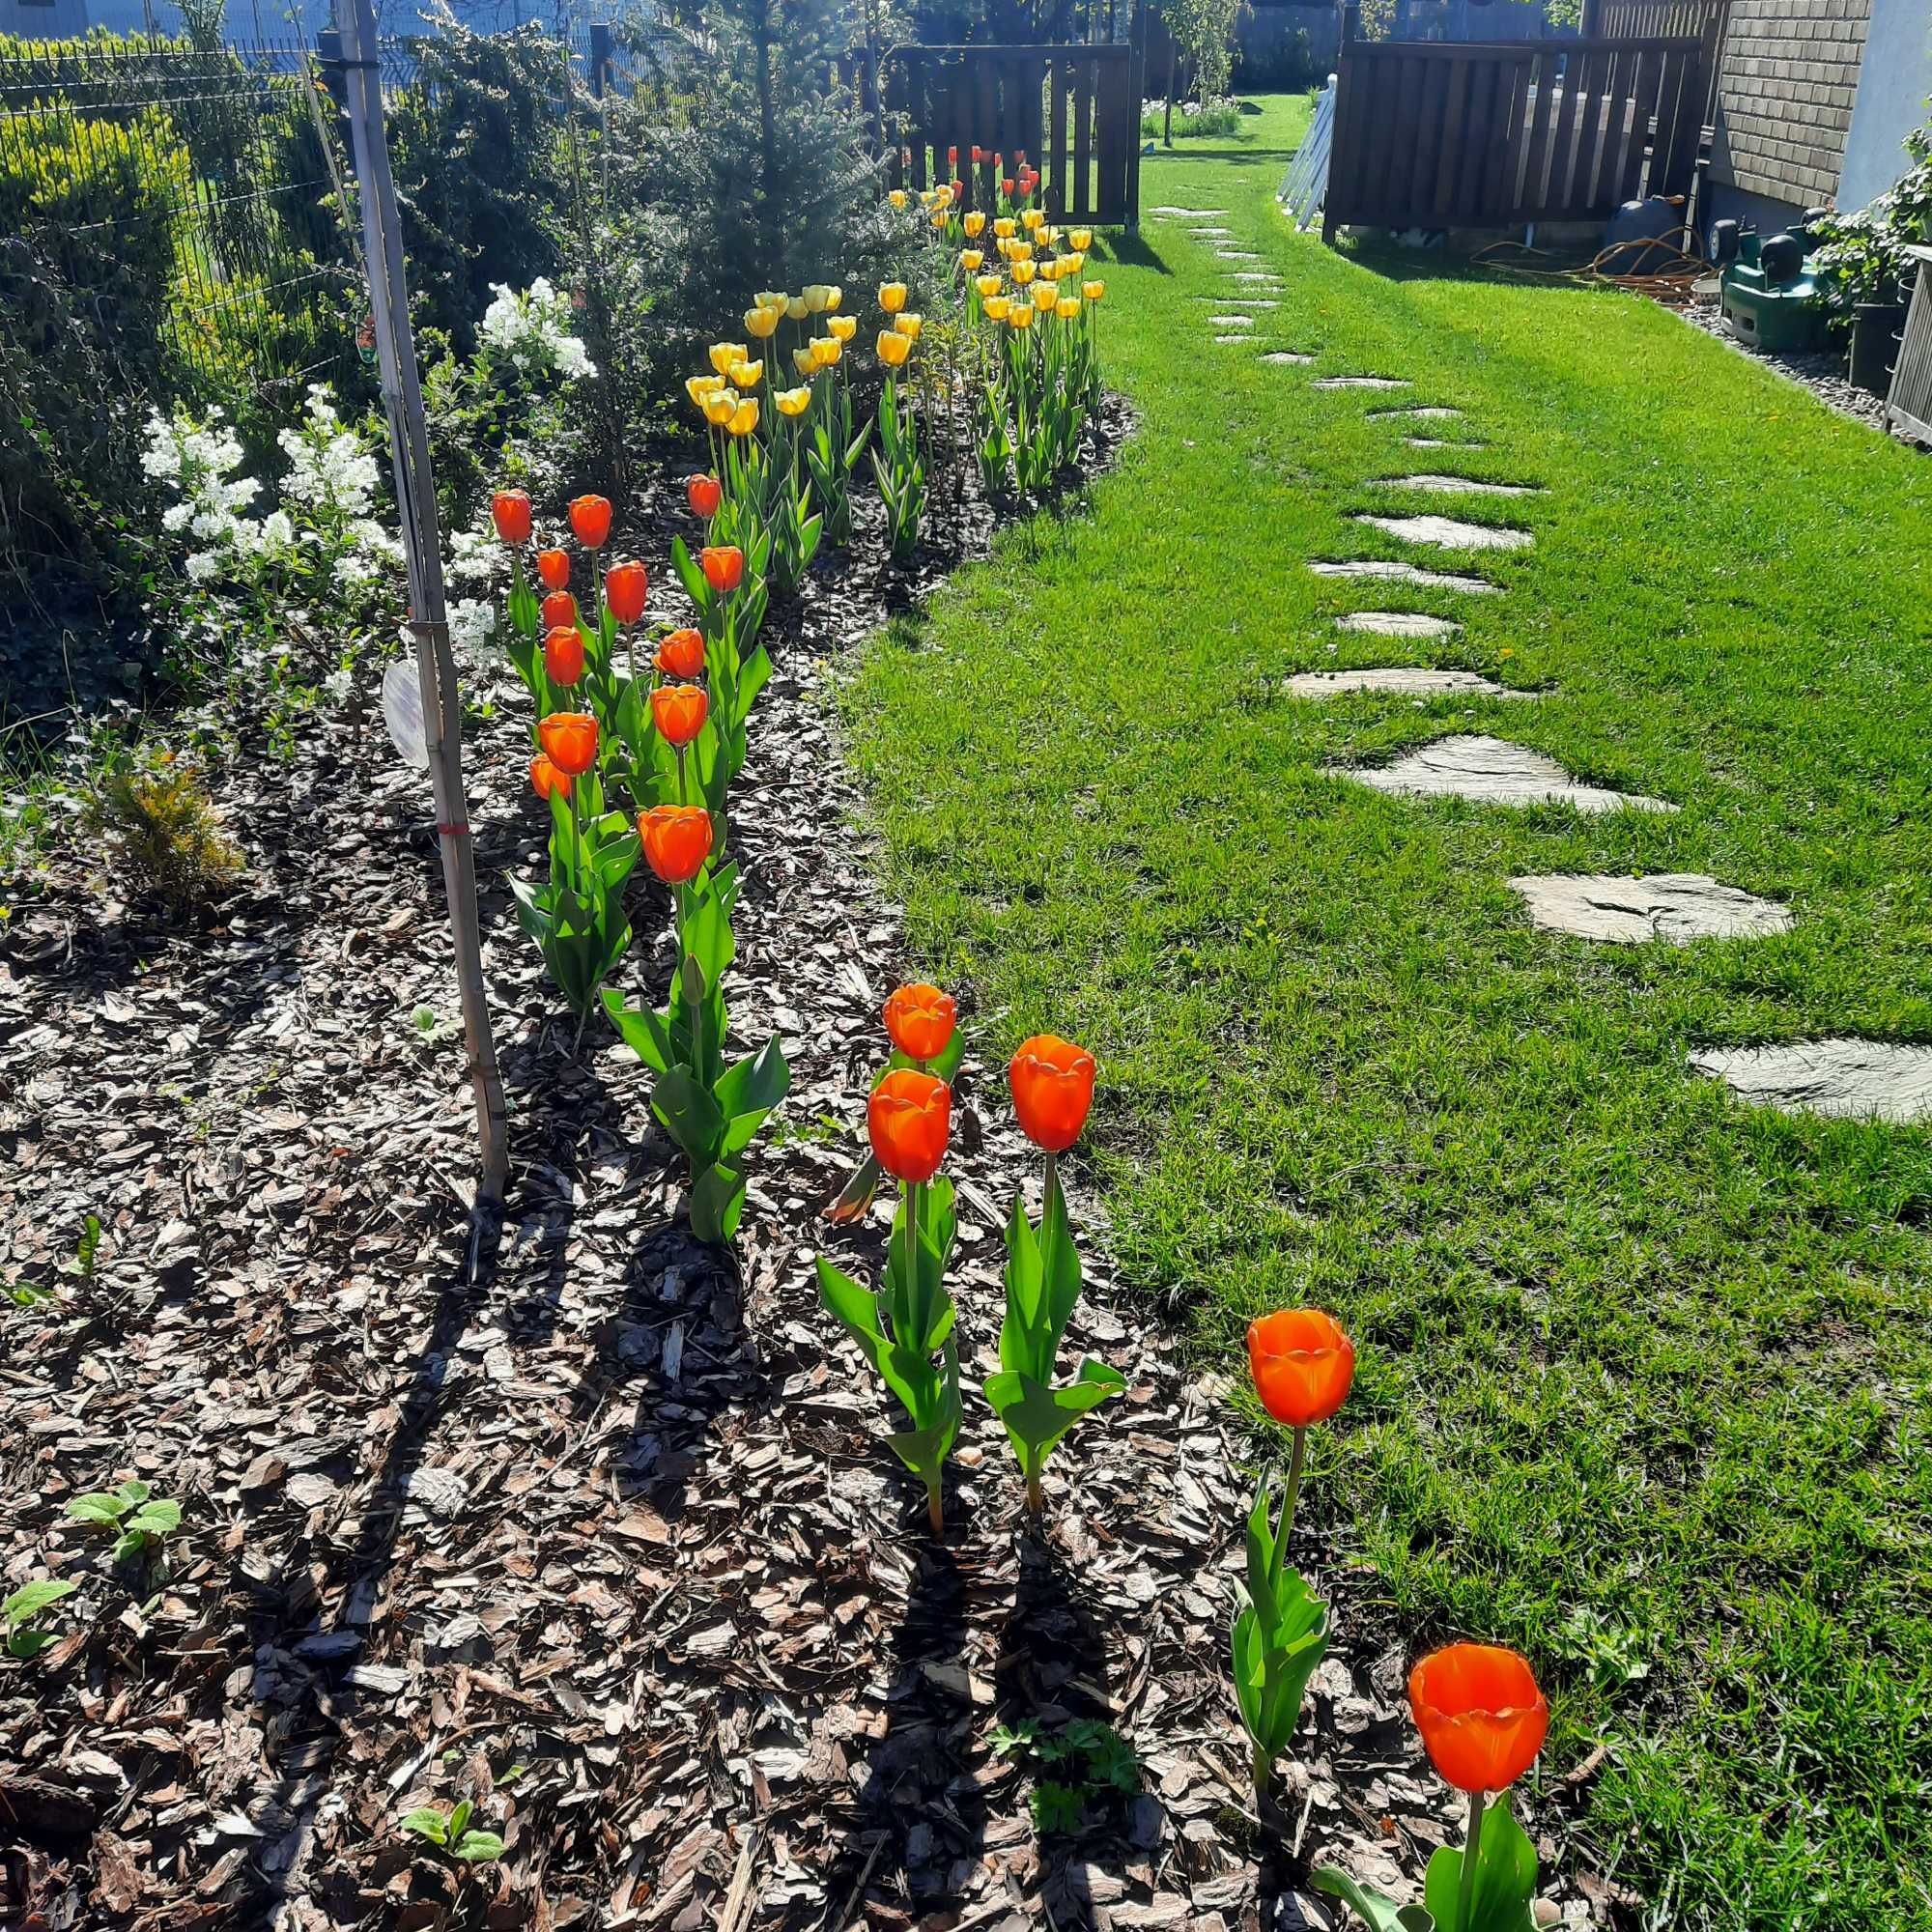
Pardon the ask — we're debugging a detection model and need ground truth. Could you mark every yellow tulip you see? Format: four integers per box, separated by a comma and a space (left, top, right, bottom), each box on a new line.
727, 397, 759, 437
993, 216, 1016, 239
975, 273, 1002, 298
1011, 259, 1037, 286
828, 314, 857, 342
685, 374, 722, 409
776, 384, 811, 417
876, 328, 912, 368
1010, 241, 1034, 263
1083, 279, 1105, 302
996, 238, 1013, 261
894, 313, 923, 340
1038, 226, 1060, 248
1008, 301, 1035, 329
930, 212, 949, 231
983, 294, 1010, 321
792, 346, 817, 377
960, 248, 983, 272
744, 304, 781, 339
811, 334, 842, 367
1056, 294, 1080, 320
703, 388, 739, 425
889, 188, 907, 211
728, 358, 763, 388
963, 210, 986, 237
878, 282, 907, 314
1069, 229, 1092, 251
784, 295, 809, 320
803, 283, 835, 312
1062, 252, 1084, 275
754, 290, 786, 311
824, 286, 842, 312
708, 341, 747, 377
1023, 209, 1044, 231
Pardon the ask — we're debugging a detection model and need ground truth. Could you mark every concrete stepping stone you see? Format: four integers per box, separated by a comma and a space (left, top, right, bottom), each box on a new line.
1208, 313, 1256, 327
1193, 296, 1279, 307
1356, 513, 1533, 552
1513, 873, 1793, 944
1150, 205, 1228, 217
1369, 405, 1463, 419
1689, 1039, 1932, 1123
1261, 351, 1316, 364
1189, 227, 1234, 238
1333, 735, 1673, 812
1290, 668, 1524, 699
1311, 559, 1499, 593
1406, 437, 1487, 450
1316, 375, 1410, 389
1217, 249, 1263, 261
1232, 272, 1284, 285
1381, 473, 1543, 497
1213, 334, 1253, 344
1337, 611, 1463, 639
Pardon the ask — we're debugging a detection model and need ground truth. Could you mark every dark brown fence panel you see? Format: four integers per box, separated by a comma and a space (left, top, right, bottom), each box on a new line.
1324, 35, 1708, 238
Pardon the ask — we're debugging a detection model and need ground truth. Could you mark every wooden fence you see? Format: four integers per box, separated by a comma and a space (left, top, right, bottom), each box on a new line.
1322, 34, 1709, 239
846, 43, 1143, 226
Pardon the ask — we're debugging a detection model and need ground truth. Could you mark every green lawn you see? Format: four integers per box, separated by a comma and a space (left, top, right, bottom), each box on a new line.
843, 93, 1932, 1932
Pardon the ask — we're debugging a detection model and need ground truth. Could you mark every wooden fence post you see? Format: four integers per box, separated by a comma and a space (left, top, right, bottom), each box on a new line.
333, 0, 510, 1214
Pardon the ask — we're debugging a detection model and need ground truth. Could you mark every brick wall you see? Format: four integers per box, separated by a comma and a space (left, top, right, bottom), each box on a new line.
1709, 0, 1874, 207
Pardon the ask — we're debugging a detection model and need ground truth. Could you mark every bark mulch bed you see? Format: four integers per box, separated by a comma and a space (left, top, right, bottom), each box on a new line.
1, 414, 1624, 1930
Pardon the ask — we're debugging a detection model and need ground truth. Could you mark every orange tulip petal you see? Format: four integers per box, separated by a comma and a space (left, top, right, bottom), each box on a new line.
1407, 1644, 1548, 1794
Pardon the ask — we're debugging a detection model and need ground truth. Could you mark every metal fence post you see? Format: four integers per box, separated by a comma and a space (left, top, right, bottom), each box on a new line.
332, 0, 510, 1214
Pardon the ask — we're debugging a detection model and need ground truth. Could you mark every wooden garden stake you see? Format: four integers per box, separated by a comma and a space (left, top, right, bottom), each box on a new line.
333, 0, 510, 1209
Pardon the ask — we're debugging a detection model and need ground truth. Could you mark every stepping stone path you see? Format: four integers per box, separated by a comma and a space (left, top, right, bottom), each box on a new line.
1337, 611, 1463, 638
1208, 314, 1255, 327
1213, 334, 1253, 344
1149, 206, 1227, 217
1190, 227, 1233, 238
1290, 668, 1524, 699
1316, 376, 1410, 389
1333, 736, 1674, 813
1217, 250, 1263, 261
1369, 405, 1463, 420
1513, 873, 1793, 944
1312, 559, 1500, 592
1261, 352, 1316, 364
1382, 473, 1543, 497
1356, 513, 1534, 552
1407, 437, 1487, 451
1232, 272, 1283, 285
1194, 296, 1279, 306
1689, 1039, 1932, 1124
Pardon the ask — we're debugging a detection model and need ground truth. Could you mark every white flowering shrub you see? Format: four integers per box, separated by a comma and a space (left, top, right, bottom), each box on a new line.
140, 407, 272, 584
475, 279, 597, 387
276, 385, 405, 593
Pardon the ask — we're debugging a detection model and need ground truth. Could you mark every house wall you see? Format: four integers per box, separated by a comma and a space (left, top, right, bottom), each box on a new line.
0, 0, 93, 36
1707, 0, 1875, 218
1836, 0, 1932, 210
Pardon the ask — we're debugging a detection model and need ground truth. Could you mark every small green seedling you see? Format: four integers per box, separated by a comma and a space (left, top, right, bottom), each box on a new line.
992, 1717, 1141, 1839
64, 1480, 182, 1566
7, 1215, 101, 1313
399, 1798, 506, 1863
3, 1579, 78, 1660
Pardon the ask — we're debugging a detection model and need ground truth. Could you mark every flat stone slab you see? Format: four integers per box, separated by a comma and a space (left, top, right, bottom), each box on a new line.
1369, 405, 1463, 419
1336, 611, 1463, 638
1216, 250, 1263, 261
1513, 873, 1793, 944
1311, 560, 1500, 593
1406, 438, 1488, 450
1382, 473, 1543, 497
1150, 205, 1228, 217
1194, 296, 1279, 307
1356, 513, 1533, 552
1689, 1039, 1932, 1124
1316, 376, 1410, 389
1231, 272, 1284, 284
1189, 227, 1234, 237
1208, 313, 1255, 327
1261, 351, 1316, 364
1333, 735, 1673, 813
1212, 334, 1253, 344
1290, 668, 1524, 699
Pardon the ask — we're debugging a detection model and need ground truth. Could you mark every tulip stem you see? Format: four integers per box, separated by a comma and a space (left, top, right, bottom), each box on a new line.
1459, 1789, 1486, 1930
927, 1482, 944, 1537
1252, 1742, 1271, 1800
1271, 1426, 1307, 1588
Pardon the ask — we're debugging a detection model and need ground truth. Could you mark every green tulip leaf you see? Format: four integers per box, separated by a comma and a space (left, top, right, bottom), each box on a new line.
1421, 1799, 1539, 1932
688, 1161, 747, 1245
1312, 1867, 1435, 1932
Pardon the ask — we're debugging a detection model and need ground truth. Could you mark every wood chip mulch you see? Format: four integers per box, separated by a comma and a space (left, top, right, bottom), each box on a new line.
1, 411, 1623, 1930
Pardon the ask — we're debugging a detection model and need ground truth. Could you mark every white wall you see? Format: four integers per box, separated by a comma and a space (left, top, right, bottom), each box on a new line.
1838, 0, 1932, 211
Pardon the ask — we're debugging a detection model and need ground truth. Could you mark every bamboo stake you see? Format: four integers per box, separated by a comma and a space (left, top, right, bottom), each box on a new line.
334, 0, 510, 1210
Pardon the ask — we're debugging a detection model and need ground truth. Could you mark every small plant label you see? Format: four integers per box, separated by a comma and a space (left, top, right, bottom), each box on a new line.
382, 659, 429, 770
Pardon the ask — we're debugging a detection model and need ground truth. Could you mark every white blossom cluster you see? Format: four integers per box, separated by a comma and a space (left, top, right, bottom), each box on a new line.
276, 384, 405, 591
139, 406, 288, 583
476, 278, 597, 384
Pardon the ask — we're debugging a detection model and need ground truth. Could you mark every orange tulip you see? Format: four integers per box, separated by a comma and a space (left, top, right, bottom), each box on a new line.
1009, 1034, 1095, 1151
537, 710, 599, 776
1246, 1308, 1354, 1429
687, 472, 723, 520
699, 545, 744, 594
536, 548, 570, 592
569, 494, 612, 549
657, 627, 705, 679
1408, 1644, 1549, 1795
605, 558, 648, 626
540, 589, 578, 634
528, 753, 571, 801
650, 682, 708, 748
868, 1067, 951, 1183
492, 488, 532, 545
639, 804, 713, 885
543, 624, 584, 688
884, 981, 956, 1064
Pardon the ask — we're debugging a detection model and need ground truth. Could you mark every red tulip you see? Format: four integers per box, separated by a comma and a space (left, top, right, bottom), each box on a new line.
1009, 1033, 1095, 1151
1408, 1645, 1549, 1795
569, 494, 612, 549
656, 627, 705, 679
971, 144, 983, 165
536, 548, 570, 592
884, 981, 956, 1064
687, 472, 723, 521
699, 545, 744, 594
605, 558, 648, 626
947, 145, 958, 166
540, 590, 577, 634
543, 625, 584, 688
492, 488, 532, 545
638, 804, 713, 885
650, 682, 708, 748
868, 1068, 951, 1184
537, 710, 599, 776
528, 753, 571, 801
1247, 1308, 1354, 1429
1003, 177, 1015, 197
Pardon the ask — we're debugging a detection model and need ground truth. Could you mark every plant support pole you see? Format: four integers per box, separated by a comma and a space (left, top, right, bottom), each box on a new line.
335, 0, 510, 1209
